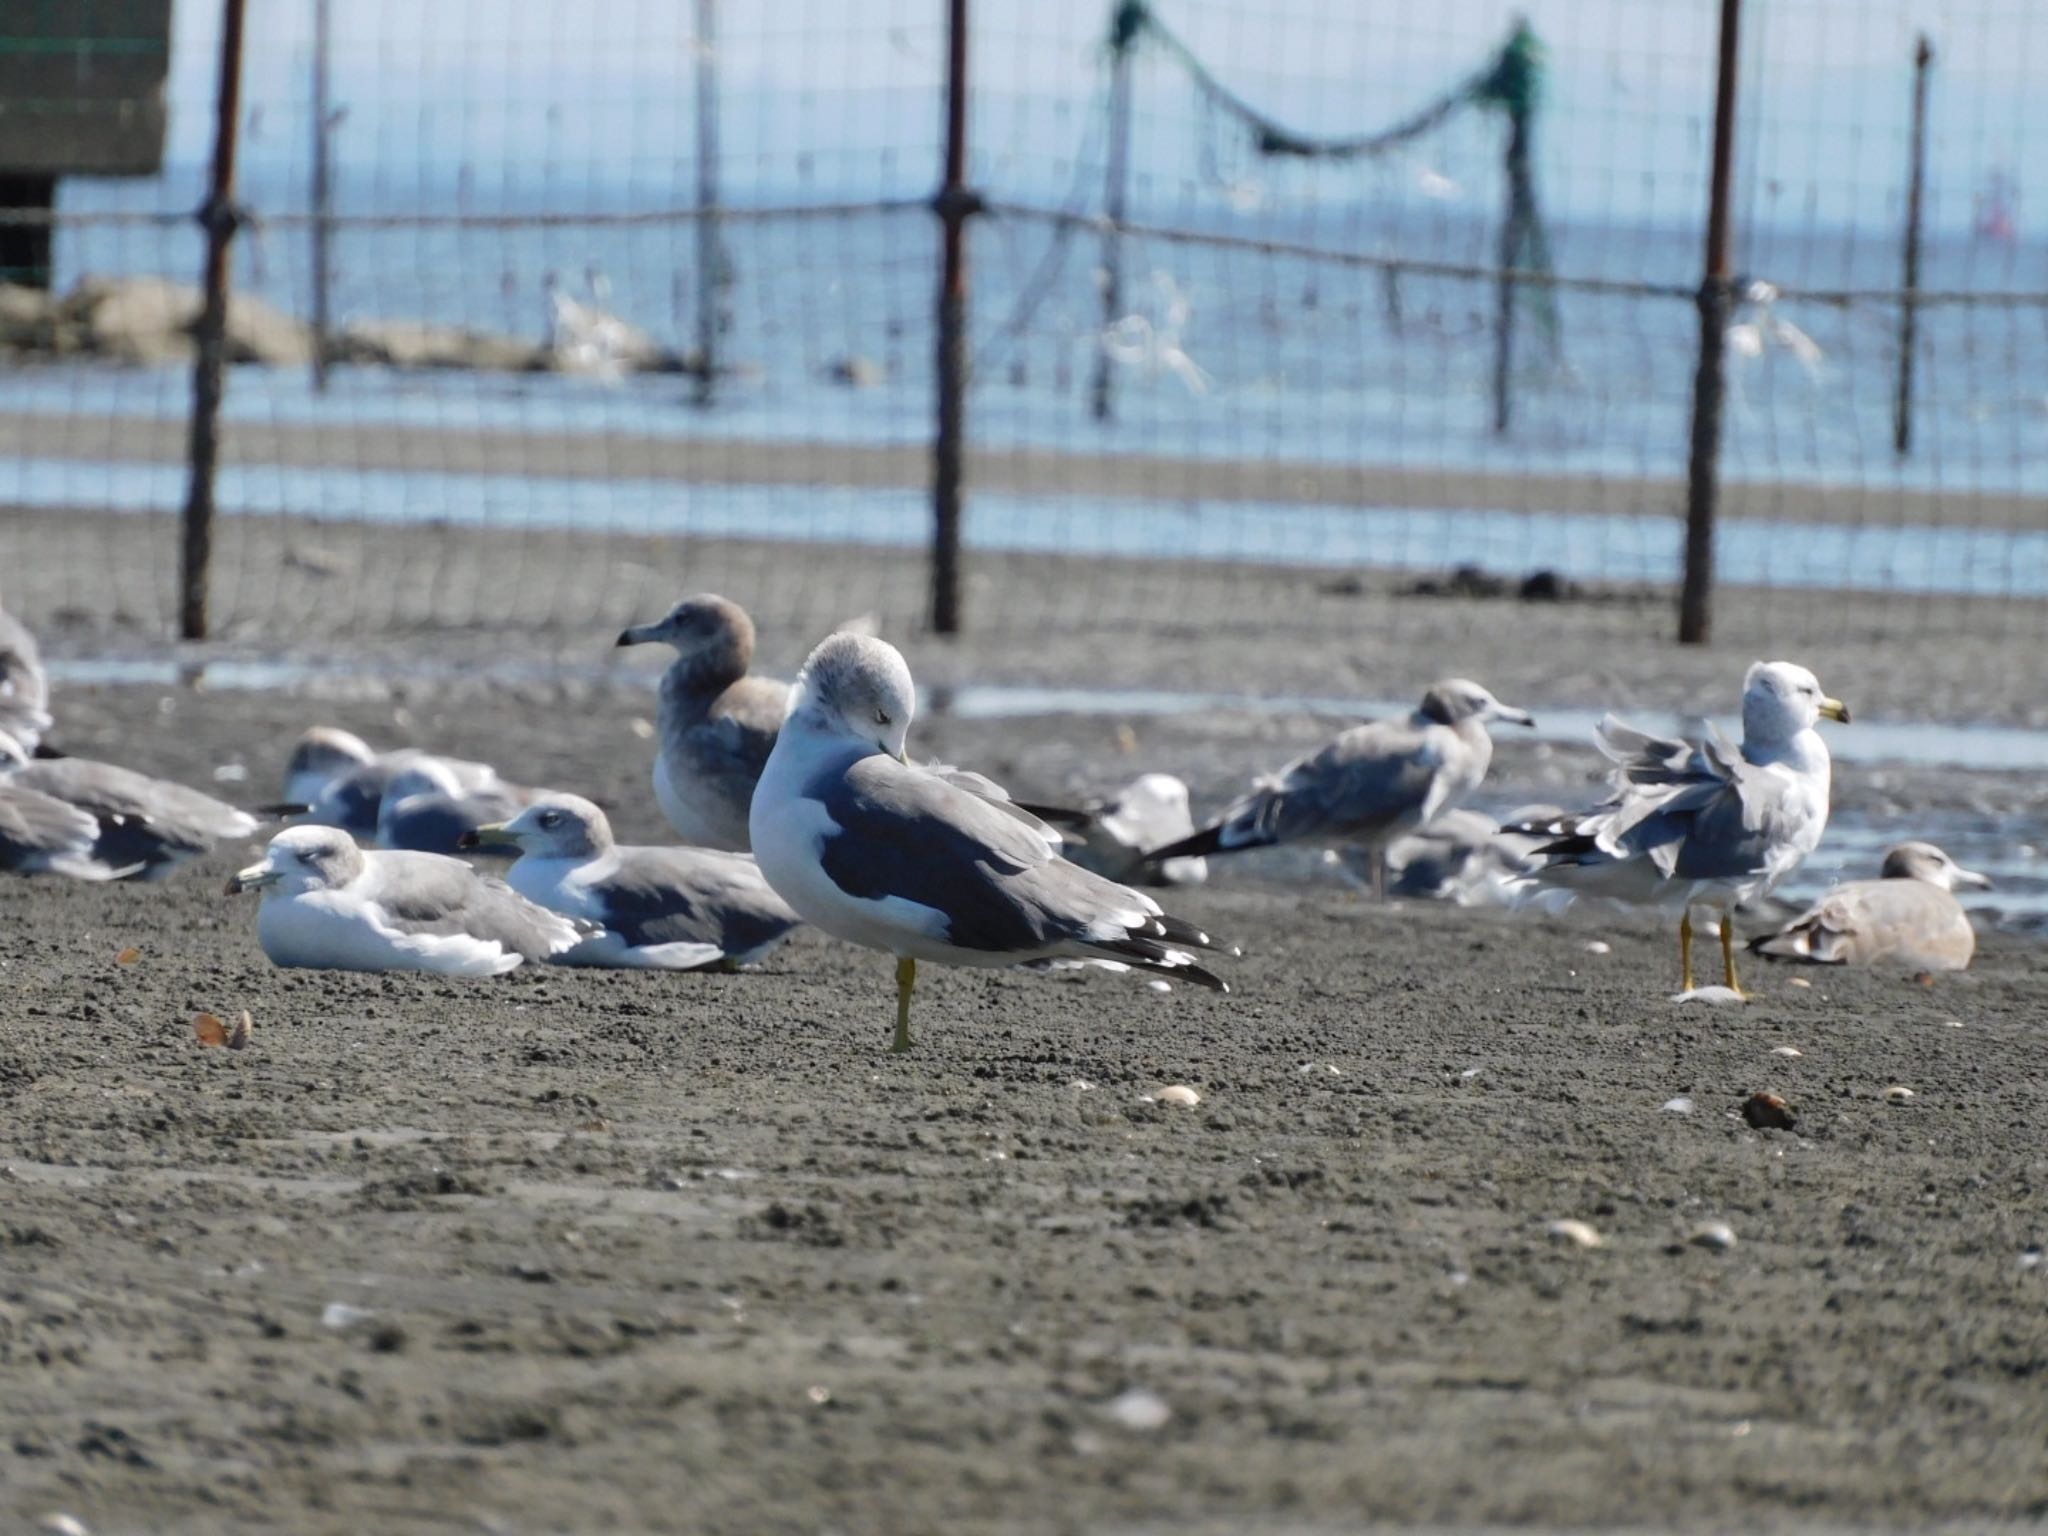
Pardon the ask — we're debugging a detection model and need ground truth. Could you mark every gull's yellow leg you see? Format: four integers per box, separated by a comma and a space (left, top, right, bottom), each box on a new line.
1720, 913, 1745, 997
1679, 911, 1695, 993
892, 956, 917, 1053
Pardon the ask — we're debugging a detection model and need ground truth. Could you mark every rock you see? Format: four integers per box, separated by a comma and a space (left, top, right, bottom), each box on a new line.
1546, 1219, 1603, 1249
1102, 1388, 1171, 1430
332, 319, 551, 373
1670, 985, 1746, 1006
0, 282, 57, 348
1742, 1091, 1796, 1131
1688, 1220, 1737, 1250
1883, 1085, 1916, 1104
60, 275, 311, 365
1154, 1085, 1201, 1107
1660, 1096, 1695, 1115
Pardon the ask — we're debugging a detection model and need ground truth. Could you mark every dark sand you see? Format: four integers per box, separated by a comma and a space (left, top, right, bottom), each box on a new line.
2, 677, 2045, 1535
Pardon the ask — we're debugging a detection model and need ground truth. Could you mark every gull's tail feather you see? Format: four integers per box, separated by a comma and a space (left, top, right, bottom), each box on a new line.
1142, 823, 1234, 864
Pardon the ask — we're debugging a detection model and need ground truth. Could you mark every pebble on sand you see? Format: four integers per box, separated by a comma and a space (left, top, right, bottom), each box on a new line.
1582, 940, 1612, 955
1155, 1085, 1201, 1107
1742, 1091, 1797, 1131
1884, 1085, 1916, 1104
1688, 1221, 1738, 1251
1770, 1046, 1804, 1057
1660, 1096, 1695, 1115
1547, 1219, 1603, 1249
1670, 985, 1745, 1006
1103, 1388, 1172, 1431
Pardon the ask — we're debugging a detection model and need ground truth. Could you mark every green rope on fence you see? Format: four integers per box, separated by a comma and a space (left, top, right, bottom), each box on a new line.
1115, 3, 1560, 350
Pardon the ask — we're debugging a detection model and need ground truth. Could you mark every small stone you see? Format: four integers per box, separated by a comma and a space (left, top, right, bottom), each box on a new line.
1103, 1388, 1171, 1431
227, 1010, 254, 1050
806, 1384, 832, 1406
1547, 1219, 1603, 1249
1743, 1091, 1796, 1131
1943, 1020, 1964, 1029
1068, 1078, 1095, 1092
1660, 1096, 1695, 1115
1146, 979, 1172, 994
1155, 1085, 1201, 1108
1884, 1085, 1916, 1104
39, 1516, 90, 1536
628, 717, 656, 739
1787, 976, 1812, 988
1688, 1221, 1737, 1250
2019, 1247, 2043, 1271
1670, 985, 1745, 1006
320, 1301, 375, 1331
1582, 941, 1612, 955
1770, 1046, 1803, 1057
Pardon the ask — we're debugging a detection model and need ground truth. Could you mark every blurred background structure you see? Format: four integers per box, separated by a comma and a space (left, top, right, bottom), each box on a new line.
0, 0, 2044, 674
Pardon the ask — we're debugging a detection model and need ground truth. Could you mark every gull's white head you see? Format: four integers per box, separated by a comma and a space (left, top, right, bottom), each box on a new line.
1742, 661, 1850, 744
385, 757, 465, 805
786, 632, 915, 761
472, 793, 612, 860
1122, 773, 1191, 817
228, 825, 366, 895
1881, 841, 1991, 892
286, 726, 376, 782
1419, 678, 1536, 731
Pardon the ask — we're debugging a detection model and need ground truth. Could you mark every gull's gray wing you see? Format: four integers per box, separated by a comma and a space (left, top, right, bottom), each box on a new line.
1751, 878, 1974, 969
813, 754, 1225, 982
0, 782, 125, 878
1216, 717, 1447, 850
593, 846, 801, 954
678, 675, 786, 789
363, 851, 588, 959
14, 757, 257, 875
0, 604, 51, 753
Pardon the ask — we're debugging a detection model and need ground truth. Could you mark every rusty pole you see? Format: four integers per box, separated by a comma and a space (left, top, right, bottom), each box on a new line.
1894, 35, 1933, 457
930, 0, 978, 633
179, 0, 250, 641
1678, 0, 1742, 646
310, 0, 333, 392
694, 0, 722, 407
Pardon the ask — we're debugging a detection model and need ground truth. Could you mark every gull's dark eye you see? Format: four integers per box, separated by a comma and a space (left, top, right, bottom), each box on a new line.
539, 811, 559, 827
874, 708, 891, 726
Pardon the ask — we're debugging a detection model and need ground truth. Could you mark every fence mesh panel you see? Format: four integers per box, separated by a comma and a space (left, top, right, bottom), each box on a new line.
0, 0, 2043, 683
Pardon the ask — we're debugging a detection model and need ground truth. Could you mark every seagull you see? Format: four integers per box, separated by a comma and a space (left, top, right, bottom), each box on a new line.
1511, 661, 1851, 996
1144, 679, 1535, 898
1384, 805, 1556, 906
5, 738, 258, 880
227, 825, 589, 975
1034, 772, 1208, 887
375, 757, 539, 855
278, 727, 503, 842
0, 592, 52, 755
749, 633, 1234, 1051
616, 593, 788, 852
0, 735, 131, 879
1751, 841, 1990, 972
463, 793, 802, 970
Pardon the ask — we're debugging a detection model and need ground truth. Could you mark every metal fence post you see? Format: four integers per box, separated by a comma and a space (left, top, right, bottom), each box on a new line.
310, 0, 333, 393
179, 0, 250, 641
1678, 0, 1742, 646
694, 0, 722, 408
1090, 0, 1139, 424
1894, 34, 1932, 458
1491, 104, 1530, 435
930, 0, 978, 634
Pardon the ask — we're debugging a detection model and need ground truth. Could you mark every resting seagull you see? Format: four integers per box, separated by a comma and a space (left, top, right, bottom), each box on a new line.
227, 825, 587, 975
463, 793, 802, 970
1751, 841, 1989, 972
0, 592, 52, 755
375, 758, 539, 855
749, 633, 1234, 1051
0, 734, 130, 879
617, 594, 787, 852
7, 744, 258, 880
279, 728, 505, 842
1145, 679, 1535, 897
1511, 661, 1850, 996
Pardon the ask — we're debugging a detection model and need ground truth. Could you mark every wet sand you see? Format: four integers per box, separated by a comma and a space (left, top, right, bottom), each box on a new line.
2, 679, 2044, 1534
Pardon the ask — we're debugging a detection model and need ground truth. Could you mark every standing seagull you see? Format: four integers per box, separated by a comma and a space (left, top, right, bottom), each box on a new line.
1751, 840, 1989, 972
1512, 661, 1850, 996
750, 633, 1233, 1051
617, 594, 787, 851
464, 792, 802, 970
0, 592, 52, 755
227, 826, 588, 975
1145, 679, 1535, 897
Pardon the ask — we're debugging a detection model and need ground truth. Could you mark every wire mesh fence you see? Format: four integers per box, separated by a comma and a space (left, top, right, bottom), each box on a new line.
1, 0, 2045, 679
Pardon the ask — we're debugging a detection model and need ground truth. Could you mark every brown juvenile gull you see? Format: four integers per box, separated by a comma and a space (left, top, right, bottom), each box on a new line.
1750, 840, 1989, 972
464, 792, 801, 970
749, 633, 1234, 1051
1511, 661, 1850, 996
1145, 679, 1535, 897
617, 593, 787, 852
227, 825, 588, 975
